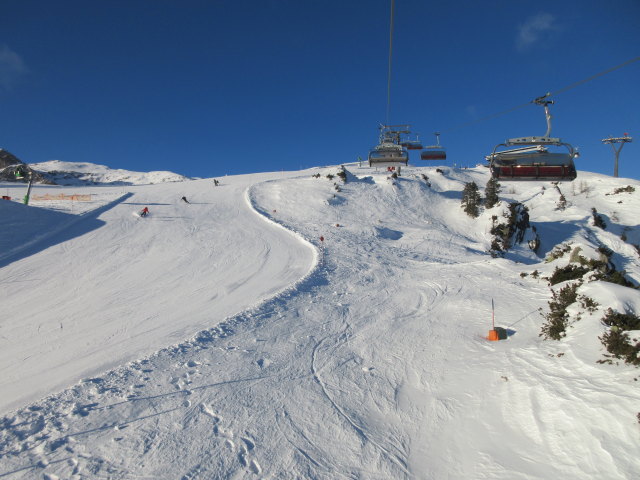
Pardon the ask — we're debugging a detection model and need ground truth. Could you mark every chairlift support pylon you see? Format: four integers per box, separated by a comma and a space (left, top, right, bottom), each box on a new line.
487, 94, 578, 181
421, 132, 447, 161
602, 133, 632, 178
14, 165, 35, 205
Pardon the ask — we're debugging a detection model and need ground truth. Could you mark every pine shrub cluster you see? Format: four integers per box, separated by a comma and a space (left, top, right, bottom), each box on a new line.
461, 182, 481, 218
579, 295, 599, 313
548, 264, 590, 285
591, 207, 606, 229
489, 202, 532, 255
484, 178, 501, 208
553, 183, 568, 211
599, 309, 640, 366
546, 243, 572, 262
607, 185, 635, 195
540, 283, 579, 340
336, 166, 347, 183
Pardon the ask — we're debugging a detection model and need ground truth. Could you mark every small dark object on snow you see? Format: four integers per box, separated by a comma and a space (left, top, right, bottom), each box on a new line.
494, 327, 508, 340
181, 196, 190, 204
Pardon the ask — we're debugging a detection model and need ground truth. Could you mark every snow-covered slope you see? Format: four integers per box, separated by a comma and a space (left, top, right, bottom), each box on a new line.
30, 160, 192, 185
0, 165, 639, 479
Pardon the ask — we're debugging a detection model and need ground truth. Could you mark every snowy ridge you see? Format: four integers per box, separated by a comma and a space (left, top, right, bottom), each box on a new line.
1, 165, 639, 479
30, 160, 192, 185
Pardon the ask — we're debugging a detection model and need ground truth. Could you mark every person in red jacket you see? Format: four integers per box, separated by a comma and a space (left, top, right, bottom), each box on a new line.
140, 207, 149, 217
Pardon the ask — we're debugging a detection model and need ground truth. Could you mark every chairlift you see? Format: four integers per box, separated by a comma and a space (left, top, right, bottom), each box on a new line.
487, 95, 578, 181
401, 139, 424, 150
368, 124, 410, 167
421, 132, 446, 161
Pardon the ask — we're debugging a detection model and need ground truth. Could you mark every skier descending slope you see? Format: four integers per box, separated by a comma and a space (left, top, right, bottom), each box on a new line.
133, 206, 150, 217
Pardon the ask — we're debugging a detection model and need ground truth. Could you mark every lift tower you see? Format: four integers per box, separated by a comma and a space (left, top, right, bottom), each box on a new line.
602, 133, 633, 178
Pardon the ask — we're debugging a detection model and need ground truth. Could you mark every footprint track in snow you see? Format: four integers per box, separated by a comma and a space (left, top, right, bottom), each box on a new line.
200, 403, 262, 475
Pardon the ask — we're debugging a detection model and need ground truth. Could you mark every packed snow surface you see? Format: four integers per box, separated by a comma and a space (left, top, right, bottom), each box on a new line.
1, 165, 639, 479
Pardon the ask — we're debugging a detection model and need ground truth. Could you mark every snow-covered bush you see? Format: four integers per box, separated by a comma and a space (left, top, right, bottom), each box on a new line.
591, 208, 606, 229
579, 295, 599, 313
599, 309, 640, 366
607, 185, 635, 195
489, 202, 537, 256
551, 184, 567, 211
461, 181, 481, 218
484, 177, 500, 209
540, 283, 579, 340
573, 180, 594, 196
548, 264, 589, 285
545, 243, 572, 262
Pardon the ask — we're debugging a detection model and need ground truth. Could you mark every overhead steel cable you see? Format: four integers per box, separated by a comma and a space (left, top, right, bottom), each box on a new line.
385, 0, 395, 126
548, 56, 639, 97
443, 102, 531, 134
441, 56, 640, 135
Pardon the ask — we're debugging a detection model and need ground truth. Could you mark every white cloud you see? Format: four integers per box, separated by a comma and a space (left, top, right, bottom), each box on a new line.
0, 44, 28, 90
516, 13, 559, 51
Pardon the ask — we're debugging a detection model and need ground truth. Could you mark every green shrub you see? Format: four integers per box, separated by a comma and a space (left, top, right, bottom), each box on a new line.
548, 264, 590, 285
599, 329, 640, 366
546, 243, 572, 262
579, 295, 599, 313
592, 208, 606, 229
601, 308, 640, 330
484, 177, 501, 208
461, 182, 481, 218
593, 270, 637, 289
488, 202, 532, 255
607, 185, 635, 195
556, 193, 567, 211
540, 283, 579, 340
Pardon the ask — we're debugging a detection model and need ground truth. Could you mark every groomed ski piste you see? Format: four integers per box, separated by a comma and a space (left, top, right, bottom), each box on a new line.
1, 164, 639, 479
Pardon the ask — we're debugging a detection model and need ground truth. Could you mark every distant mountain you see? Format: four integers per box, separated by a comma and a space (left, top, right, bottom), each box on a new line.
0, 148, 23, 169
1, 149, 192, 186
27, 160, 192, 186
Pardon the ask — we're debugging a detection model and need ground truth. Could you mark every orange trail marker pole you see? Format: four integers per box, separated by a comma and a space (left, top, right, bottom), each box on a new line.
488, 299, 499, 341
492, 299, 495, 330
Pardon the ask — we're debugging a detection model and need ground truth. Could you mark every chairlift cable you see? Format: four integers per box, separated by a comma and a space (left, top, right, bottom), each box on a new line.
548, 56, 639, 97
441, 56, 640, 135
385, 0, 395, 126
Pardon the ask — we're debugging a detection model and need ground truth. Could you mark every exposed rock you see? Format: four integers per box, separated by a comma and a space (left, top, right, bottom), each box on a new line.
0, 149, 55, 184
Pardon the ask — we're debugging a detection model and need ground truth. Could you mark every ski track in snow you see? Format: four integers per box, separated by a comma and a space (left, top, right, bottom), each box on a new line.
1, 166, 640, 479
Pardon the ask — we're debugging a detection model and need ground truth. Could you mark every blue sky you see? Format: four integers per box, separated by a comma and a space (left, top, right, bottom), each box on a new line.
1, 0, 639, 179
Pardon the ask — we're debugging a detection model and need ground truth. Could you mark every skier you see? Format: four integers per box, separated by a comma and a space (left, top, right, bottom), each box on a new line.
139, 207, 149, 217
213, 179, 219, 187
181, 196, 190, 204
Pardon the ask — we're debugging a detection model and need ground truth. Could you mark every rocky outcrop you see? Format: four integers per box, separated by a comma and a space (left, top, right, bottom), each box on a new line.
0, 149, 55, 184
